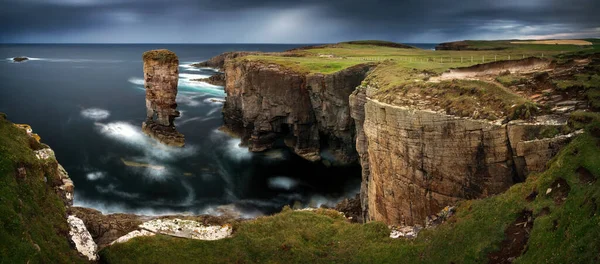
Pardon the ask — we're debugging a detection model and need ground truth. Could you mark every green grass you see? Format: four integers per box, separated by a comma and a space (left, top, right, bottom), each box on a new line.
0, 114, 86, 264
142, 49, 179, 64
240, 40, 599, 75
496, 74, 529, 87
102, 114, 600, 263
553, 72, 600, 110
367, 66, 534, 120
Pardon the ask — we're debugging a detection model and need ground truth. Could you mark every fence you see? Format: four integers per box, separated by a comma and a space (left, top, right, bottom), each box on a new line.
348, 53, 548, 64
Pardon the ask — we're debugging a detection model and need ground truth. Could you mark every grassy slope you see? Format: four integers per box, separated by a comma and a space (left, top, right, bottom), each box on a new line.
0, 114, 86, 264
240, 41, 599, 74
102, 113, 600, 263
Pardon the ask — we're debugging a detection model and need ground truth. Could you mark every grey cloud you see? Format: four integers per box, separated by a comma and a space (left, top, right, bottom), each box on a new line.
0, 0, 598, 43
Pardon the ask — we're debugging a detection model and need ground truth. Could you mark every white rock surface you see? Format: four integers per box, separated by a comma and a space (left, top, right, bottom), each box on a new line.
67, 215, 98, 261
111, 230, 156, 245
389, 225, 422, 239
34, 148, 54, 160
140, 218, 232, 240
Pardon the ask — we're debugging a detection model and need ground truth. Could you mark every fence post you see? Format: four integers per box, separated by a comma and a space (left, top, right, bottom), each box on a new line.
508, 55, 510, 60
471, 56, 473, 63
522, 54, 525, 59
461, 57, 463, 63
494, 55, 497, 61
542, 53, 544, 58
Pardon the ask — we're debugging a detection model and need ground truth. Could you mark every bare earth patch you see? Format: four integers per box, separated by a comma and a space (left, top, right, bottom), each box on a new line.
487, 210, 534, 264
510, 40, 593, 46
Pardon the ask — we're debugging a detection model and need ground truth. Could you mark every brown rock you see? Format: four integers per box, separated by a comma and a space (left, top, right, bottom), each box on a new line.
223, 60, 373, 163
362, 97, 576, 225
192, 73, 225, 86
142, 49, 185, 147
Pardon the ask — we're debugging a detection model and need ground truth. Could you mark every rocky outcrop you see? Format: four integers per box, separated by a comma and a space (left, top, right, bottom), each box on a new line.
70, 207, 143, 249
361, 95, 577, 225
193, 73, 225, 86
223, 60, 373, 163
67, 215, 98, 261
142, 49, 185, 147
13, 56, 29, 62
192, 51, 258, 70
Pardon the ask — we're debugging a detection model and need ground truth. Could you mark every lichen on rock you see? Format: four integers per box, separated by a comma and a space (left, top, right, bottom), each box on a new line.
67, 215, 98, 261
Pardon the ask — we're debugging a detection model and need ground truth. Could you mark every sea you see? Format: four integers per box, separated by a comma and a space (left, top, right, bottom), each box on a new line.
0, 43, 433, 217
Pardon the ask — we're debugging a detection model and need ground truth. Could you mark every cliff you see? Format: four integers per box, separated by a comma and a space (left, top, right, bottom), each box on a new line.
0, 113, 86, 263
360, 94, 578, 224
222, 59, 374, 163
192, 51, 259, 70
217, 44, 598, 226
141, 49, 185, 147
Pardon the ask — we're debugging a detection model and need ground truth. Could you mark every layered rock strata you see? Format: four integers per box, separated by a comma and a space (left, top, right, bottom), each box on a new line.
217, 53, 580, 226
357, 88, 578, 225
141, 49, 185, 147
223, 61, 373, 163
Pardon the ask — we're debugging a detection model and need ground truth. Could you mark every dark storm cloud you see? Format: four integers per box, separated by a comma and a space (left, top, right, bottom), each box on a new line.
0, 0, 598, 43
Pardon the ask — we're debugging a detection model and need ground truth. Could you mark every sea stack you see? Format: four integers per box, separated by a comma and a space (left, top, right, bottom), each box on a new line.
141, 49, 185, 147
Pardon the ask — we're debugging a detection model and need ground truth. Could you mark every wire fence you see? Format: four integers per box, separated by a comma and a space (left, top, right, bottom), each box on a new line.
347, 53, 549, 63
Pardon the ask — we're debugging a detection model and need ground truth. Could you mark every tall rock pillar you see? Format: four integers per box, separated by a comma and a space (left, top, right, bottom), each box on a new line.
141, 49, 185, 147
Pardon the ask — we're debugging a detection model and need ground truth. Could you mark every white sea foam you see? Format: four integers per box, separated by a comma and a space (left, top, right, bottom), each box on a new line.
81, 108, 110, 121
128, 77, 145, 86
73, 198, 260, 219
179, 73, 212, 80
177, 116, 217, 126
176, 93, 202, 107
203, 97, 225, 105
94, 121, 197, 161
268, 176, 299, 190
225, 138, 252, 161
86, 171, 106, 181
206, 107, 221, 116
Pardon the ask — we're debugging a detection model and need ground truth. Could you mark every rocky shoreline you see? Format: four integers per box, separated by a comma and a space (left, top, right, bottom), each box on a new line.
195, 48, 595, 226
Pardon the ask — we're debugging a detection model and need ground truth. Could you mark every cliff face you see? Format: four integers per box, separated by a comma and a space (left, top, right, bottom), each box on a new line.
360, 94, 577, 225
219, 53, 583, 226
223, 60, 373, 163
142, 49, 185, 147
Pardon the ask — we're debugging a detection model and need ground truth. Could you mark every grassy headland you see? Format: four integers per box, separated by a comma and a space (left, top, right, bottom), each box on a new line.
0, 114, 86, 263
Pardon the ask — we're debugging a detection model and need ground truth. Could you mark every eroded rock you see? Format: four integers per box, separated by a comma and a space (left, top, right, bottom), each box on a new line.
67, 215, 98, 261
111, 230, 155, 245
223, 61, 373, 163
142, 49, 185, 147
140, 218, 233, 240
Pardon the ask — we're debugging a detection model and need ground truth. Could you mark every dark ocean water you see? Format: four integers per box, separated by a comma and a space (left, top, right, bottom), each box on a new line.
0, 43, 433, 217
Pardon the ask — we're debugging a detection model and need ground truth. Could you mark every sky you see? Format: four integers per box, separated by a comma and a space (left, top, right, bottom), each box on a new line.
0, 0, 599, 43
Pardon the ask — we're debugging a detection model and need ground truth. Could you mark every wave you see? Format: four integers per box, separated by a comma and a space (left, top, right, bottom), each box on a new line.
268, 176, 299, 190
94, 121, 197, 161
203, 97, 225, 105
128, 77, 145, 86
179, 73, 212, 80
86, 171, 106, 181
206, 107, 221, 116
81, 108, 110, 121
177, 116, 217, 126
